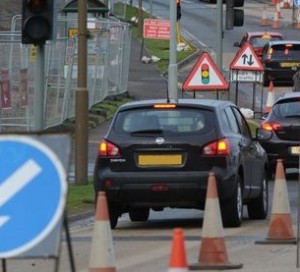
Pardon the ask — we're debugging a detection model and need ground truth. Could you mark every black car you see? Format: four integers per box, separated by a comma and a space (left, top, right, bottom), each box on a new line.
94, 99, 269, 229
261, 40, 300, 86
257, 92, 300, 177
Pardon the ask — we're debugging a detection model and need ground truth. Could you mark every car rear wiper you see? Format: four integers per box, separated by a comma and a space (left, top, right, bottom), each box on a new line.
130, 129, 164, 135
284, 114, 300, 118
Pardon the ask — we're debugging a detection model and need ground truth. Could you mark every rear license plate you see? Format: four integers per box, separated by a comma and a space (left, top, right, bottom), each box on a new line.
138, 154, 182, 166
290, 146, 300, 155
280, 62, 298, 68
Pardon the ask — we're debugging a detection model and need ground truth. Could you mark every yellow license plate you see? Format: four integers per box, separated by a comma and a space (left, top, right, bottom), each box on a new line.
280, 62, 298, 68
290, 146, 300, 155
138, 154, 182, 166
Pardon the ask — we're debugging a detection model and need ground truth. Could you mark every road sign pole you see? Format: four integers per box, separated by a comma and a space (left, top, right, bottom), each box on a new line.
168, 0, 178, 100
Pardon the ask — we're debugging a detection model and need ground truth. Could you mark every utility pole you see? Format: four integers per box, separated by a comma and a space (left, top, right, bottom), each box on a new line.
75, 0, 89, 185
216, 0, 223, 71
168, 0, 178, 100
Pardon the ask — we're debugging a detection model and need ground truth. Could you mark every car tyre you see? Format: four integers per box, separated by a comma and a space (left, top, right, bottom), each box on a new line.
108, 203, 119, 229
263, 74, 269, 87
221, 175, 243, 228
247, 173, 268, 219
129, 208, 150, 222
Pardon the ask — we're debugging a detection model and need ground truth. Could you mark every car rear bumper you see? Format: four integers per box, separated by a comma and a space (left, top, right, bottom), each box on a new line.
260, 142, 300, 170
264, 68, 295, 82
94, 167, 237, 209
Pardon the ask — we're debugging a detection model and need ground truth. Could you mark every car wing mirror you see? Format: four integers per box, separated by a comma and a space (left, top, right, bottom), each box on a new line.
233, 42, 240, 47
256, 128, 273, 141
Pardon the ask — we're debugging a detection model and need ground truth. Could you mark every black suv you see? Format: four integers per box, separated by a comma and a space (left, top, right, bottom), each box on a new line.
258, 92, 300, 177
94, 99, 269, 229
262, 40, 300, 86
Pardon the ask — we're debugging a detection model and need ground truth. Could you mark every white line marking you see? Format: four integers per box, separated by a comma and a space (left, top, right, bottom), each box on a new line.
0, 159, 42, 228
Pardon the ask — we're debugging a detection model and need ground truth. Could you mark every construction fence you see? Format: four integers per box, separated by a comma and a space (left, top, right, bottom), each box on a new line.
0, 13, 131, 131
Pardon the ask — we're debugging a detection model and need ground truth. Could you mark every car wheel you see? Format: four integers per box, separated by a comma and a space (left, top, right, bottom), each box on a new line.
129, 208, 150, 222
263, 73, 270, 87
108, 203, 119, 229
220, 175, 243, 228
247, 173, 268, 219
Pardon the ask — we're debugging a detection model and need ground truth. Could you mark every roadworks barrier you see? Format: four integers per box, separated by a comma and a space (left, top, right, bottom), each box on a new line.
189, 173, 243, 270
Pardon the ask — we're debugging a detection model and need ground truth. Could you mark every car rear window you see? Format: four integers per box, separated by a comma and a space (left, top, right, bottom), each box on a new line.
272, 100, 300, 117
249, 35, 282, 48
268, 44, 300, 60
113, 108, 215, 134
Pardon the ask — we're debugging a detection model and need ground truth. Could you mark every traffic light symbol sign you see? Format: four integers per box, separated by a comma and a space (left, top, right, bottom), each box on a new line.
201, 63, 210, 84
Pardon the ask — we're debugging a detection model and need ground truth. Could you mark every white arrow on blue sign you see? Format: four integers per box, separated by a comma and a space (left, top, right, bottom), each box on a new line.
0, 136, 67, 258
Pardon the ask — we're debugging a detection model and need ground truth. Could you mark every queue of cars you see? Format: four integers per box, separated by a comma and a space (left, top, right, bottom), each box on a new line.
234, 31, 300, 86
94, 99, 270, 229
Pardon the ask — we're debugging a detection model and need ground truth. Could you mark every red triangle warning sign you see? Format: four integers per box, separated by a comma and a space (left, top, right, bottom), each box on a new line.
182, 52, 228, 91
230, 42, 263, 71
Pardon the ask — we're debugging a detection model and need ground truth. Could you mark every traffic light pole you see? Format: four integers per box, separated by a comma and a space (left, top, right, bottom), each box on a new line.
216, 0, 223, 80
168, 0, 178, 100
75, 0, 89, 185
34, 45, 45, 130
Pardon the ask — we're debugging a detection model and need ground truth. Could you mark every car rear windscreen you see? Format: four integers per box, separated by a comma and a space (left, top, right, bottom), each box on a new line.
269, 44, 300, 60
114, 108, 215, 134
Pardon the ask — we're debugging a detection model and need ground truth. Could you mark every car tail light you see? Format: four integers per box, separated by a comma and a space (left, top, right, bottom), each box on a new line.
151, 185, 169, 191
98, 140, 121, 156
261, 122, 282, 131
202, 138, 230, 156
153, 104, 177, 109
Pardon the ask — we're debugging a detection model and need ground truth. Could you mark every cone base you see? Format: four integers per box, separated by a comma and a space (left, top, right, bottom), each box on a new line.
189, 262, 243, 270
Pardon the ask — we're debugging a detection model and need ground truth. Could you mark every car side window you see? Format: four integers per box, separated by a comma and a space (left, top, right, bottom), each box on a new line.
231, 107, 252, 138
224, 107, 240, 134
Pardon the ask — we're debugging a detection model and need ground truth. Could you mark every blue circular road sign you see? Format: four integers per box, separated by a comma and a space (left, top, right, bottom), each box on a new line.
294, 0, 300, 7
0, 136, 67, 258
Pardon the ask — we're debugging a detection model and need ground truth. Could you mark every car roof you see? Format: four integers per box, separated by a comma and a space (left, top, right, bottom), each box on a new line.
118, 99, 235, 111
275, 92, 300, 103
246, 31, 283, 37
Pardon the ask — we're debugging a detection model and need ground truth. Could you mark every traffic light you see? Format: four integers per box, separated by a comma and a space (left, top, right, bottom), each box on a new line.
225, 0, 244, 30
176, 0, 181, 21
201, 63, 210, 84
22, 0, 55, 45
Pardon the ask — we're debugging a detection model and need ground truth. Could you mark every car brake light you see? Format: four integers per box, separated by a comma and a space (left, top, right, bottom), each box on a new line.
153, 104, 177, 109
261, 122, 281, 131
202, 139, 230, 156
98, 140, 121, 156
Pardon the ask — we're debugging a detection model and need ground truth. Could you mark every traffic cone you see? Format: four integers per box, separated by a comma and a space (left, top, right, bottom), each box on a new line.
276, 2, 284, 18
265, 81, 275, 113
295, 10, 300, 29
272, 11, 280, 28
281, 0, 291, 8
189, 173, 243, 270
256, 159, 296, 244
168, 228, 189, 272
88, 191, 117, 272
260, 5, 269, 26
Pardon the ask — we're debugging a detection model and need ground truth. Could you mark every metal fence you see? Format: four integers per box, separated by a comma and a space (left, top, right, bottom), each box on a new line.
0, 13, 131, 131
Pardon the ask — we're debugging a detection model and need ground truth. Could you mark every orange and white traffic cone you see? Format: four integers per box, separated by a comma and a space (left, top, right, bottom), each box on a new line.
276, 1, 284, 18
265, 81, 275, 113
272, 11, 280, 28
168, 228, 189, 272
281, 0, 291, 8
256, 159, 296, 244
260, 5, 269, 26
88, 191, 117, 272
189, 173, 243, 270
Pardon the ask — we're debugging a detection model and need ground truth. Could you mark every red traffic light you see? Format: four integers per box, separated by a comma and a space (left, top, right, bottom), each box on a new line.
27, 0, 47, 13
